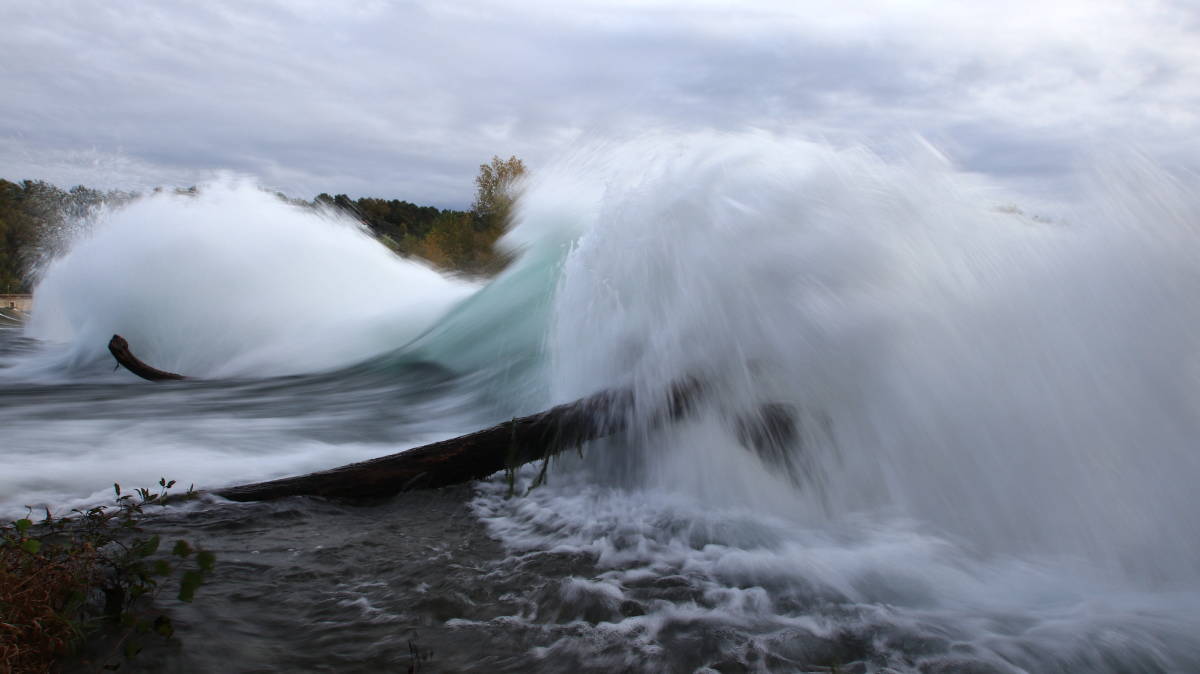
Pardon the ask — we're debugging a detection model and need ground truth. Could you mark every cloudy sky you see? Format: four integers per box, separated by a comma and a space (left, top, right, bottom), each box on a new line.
2, 0, 1198, 207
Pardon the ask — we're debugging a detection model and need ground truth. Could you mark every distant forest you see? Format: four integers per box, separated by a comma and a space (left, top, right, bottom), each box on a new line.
0, 156, 525, 293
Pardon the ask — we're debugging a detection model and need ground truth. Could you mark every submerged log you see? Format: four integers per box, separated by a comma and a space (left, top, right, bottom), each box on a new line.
217, 379, 704, 502
108, 334, 187, 381
104, 335, 802, 501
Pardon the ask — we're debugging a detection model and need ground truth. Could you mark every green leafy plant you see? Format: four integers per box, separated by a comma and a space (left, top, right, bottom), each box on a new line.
0, 478, 214, 672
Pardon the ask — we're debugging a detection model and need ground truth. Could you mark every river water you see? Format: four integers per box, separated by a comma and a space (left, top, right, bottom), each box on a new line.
3, 133, 1200, 672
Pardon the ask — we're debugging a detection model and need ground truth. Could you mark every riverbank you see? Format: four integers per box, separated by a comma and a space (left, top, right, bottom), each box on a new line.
0, 294, 32, 312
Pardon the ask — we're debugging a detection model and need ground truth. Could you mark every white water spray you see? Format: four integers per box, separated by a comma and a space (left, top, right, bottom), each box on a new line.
465, 133, 1200, 671
531, 133, 1200, 579
22, 179, 475, 378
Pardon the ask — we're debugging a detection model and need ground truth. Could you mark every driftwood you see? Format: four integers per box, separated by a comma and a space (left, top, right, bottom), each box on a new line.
216, 379, 704, 502
103, 336, 799, 502
108, 335, 187, 381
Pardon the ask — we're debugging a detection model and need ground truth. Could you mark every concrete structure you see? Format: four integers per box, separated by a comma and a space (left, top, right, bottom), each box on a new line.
0, 294, 32, 312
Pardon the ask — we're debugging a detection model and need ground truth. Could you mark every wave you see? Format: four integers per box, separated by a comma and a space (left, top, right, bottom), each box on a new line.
534, 133, 1200, 583
20, 178, 477, 379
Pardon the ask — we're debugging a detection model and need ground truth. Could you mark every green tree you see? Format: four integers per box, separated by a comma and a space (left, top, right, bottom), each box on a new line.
0, 179, 54, 293
0, 179, 138, 292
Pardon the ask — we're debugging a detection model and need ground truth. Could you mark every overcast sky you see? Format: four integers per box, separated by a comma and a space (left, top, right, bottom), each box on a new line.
2, 0, 1198, 207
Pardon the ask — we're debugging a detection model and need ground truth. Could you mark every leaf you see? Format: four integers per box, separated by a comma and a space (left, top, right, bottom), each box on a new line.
152, 560, 171, 576
114, 483, 121, 498
138, 535, 160, 557
21, 538, 41, 554
14, 518, 31, 534
172, 540, 192, 557
178, 570, 203, 602
196, 550, 216, 572
154, 615, 174, 638
123, 639, 142, 659
64, 589, 86, 611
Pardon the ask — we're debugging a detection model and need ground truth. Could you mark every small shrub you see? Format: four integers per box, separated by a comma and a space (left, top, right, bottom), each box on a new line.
0, 478, 214, 672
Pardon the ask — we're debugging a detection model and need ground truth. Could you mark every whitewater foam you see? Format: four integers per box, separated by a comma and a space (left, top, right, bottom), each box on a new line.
21, 179, 475, 379
524, 133, 1200, 582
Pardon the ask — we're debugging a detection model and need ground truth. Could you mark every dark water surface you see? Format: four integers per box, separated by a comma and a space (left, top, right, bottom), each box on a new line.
93, 489, 884, 674
111, 488, 525, 673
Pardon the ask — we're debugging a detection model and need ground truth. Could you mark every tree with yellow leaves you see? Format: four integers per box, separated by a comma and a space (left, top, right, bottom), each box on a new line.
471, 155, 526, 233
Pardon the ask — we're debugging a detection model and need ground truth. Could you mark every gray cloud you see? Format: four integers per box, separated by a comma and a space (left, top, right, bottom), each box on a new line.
1, 0, 1197, 207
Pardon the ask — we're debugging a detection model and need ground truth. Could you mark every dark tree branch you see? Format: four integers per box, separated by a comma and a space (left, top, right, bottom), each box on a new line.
108, 335, 187, 381
216, 379, 705, 502
104, 335, 722, 502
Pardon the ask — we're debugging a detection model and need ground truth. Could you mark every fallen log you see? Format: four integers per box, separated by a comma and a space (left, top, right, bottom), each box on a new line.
108, 334, 187, 381
104, 335, 800, 501
102, 335, 706, 501
217, 379, 705, 502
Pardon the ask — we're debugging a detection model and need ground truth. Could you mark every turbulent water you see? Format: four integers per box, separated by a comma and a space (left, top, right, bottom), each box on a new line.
3, 134, 1200, 672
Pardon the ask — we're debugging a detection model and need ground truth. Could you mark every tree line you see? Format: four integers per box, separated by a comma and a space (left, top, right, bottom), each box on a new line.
0, 181, 137, 293
0, 155, 525, 292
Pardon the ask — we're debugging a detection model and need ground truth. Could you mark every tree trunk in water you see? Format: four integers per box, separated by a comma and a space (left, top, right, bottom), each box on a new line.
216, 379, 704, 502
108, 335, 187, 381
103, 336, 720, 502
